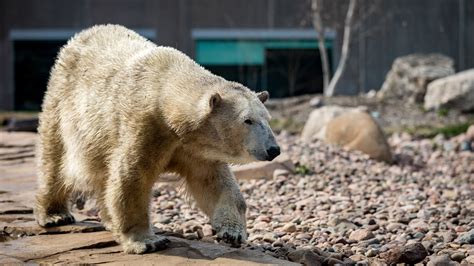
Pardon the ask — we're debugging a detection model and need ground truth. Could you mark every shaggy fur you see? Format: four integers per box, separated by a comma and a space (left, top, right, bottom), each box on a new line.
35, 24, 279, 254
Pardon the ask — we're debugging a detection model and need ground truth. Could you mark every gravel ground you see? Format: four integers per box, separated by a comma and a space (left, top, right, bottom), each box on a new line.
147, 132, 474, 265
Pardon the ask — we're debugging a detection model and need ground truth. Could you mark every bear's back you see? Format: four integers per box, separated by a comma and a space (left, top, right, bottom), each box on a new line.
40, 25, 159, 169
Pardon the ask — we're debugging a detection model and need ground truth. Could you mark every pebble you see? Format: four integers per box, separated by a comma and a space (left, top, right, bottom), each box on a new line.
263, 233, 276, 243
281, 223, 297, 233
456, 229, 474, 244
365, 248, 378, 257
349, 229, 375, 241
253, 221, 269, 231
155, 214, 171, 224
295, 233, 311, 240
427, 254, 457, 266
413, 232, 425, 239
380, 243, 428, 264
273, 169, 290, 179
202, 224, 213, 237
465, 255, 474, 264
450, 252, 465, 262
272, 239, 284, 247
386, 222, 405, 232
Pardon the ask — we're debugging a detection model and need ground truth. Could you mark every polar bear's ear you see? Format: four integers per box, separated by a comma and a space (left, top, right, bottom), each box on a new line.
257, 91, 269, 103
209, 92, 222, 110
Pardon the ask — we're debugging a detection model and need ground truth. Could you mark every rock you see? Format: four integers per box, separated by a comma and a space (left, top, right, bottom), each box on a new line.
425, 69, 474, 111
301, 105, 360, 142
368, 258, 386, 266
155, 214, 171, 224
273, 169, 290, 179
456, 229, 474, 244
0, 220, 105, 236
0, 231, 116, 261
409, 219, 429, 233
263, 233, 276, 243
248, 234, 263, 242
413, 232, 425, 239
442, 190, 459, 200
272, 239, 284, 247
365, 248, 378, 257
366, 90, 377, 98
465, 255, 474, 264
378, 53, 454, 103
427, 254, 458, 266
386, 222, 405, 232
439, 231, 457, 243
288, 249, 324, 266
349, 254, 366, 262
466, 125, 474, 141
184, 232, 199, 240
450, 252, 465, 262
309, 96, 324, 108
0, 231, 297, 265
0, 202, 33, 215
380, 243, 428, 264
202, 224, 213, 237
0, 255, 24, 264
253, 222, 269, 231
295, 233, 311, 240
324, 111, 392, 163
282, 223, 297, 233
232, 153, 295, 179
328, 218, 359, 232
349, 229, 375, 242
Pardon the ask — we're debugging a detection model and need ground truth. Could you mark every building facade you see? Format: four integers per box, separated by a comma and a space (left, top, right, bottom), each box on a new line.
1, 0, 473, 110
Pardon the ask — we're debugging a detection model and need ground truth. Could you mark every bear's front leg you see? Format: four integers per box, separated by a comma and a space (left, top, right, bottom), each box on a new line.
106, 150, 170, 254
183, 162, 247, 247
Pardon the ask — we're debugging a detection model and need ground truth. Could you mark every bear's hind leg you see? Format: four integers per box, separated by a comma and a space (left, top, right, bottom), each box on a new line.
35, 124, 75, 227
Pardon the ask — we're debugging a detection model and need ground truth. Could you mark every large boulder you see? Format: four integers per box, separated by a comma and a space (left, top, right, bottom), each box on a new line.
378, 54, 454, 103
325, 111, 392, 163
301, 105, 361, 142
424, 69, 474, 111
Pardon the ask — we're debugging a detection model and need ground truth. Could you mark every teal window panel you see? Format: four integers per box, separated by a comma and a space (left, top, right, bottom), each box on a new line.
196, 41, 264, 65
196, 40, 333, 66
264, 40, 332, 49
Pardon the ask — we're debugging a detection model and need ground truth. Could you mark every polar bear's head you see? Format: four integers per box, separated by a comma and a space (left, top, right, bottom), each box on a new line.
189, 84, 280, 164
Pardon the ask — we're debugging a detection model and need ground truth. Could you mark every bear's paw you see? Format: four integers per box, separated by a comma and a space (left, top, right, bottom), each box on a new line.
122, 235, 170, 254
216, 223, 247, 248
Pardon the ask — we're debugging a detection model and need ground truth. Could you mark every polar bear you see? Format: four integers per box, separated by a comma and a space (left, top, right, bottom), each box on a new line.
34, 24, 280, 254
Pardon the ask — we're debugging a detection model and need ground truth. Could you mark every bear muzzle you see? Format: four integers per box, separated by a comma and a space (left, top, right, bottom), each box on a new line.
265, 146, 280, 161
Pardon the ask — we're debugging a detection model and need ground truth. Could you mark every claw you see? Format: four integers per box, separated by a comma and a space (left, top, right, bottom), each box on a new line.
40, 212, 76, 227
123, 235, 170, 254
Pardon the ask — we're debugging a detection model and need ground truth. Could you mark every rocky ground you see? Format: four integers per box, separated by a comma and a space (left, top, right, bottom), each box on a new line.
1, 120, 474, 265
133, 132, 473, 265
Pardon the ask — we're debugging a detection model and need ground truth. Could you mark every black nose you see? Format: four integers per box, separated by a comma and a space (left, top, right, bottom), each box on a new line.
266, 146, 280, 161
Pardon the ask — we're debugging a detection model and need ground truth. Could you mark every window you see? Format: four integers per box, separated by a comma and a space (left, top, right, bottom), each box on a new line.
193, 29, 334, 97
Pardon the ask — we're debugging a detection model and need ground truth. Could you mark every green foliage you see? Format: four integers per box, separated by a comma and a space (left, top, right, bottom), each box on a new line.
295, 164, 312, 175
436, 123, 471, 138
269, 118, 304, 134
436, 108, 449, 117
402, 122, 472, 138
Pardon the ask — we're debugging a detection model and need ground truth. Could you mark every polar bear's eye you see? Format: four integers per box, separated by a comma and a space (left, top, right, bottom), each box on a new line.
244, 119, 253, 125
